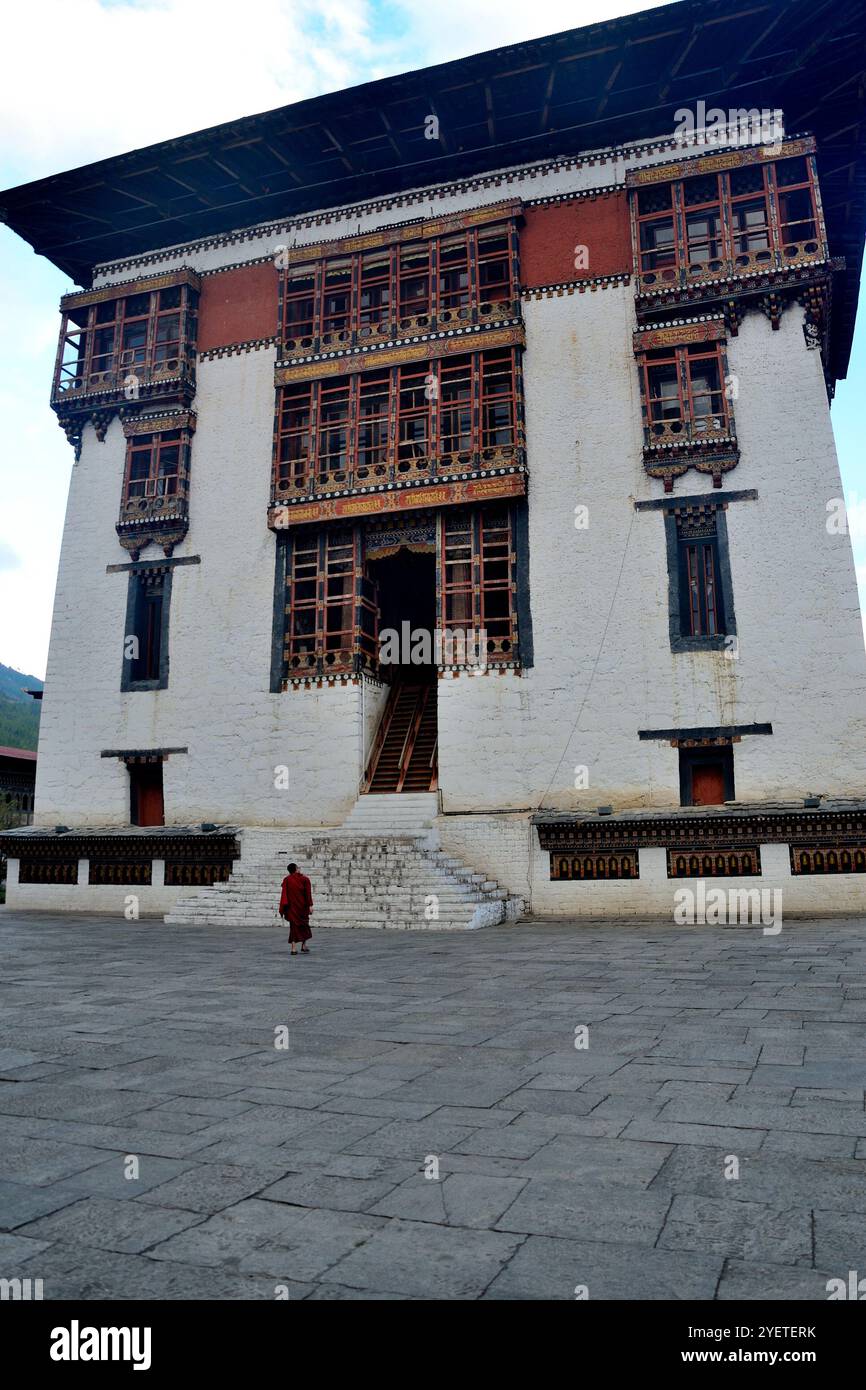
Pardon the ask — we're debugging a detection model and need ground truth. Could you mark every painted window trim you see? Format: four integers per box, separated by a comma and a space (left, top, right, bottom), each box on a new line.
664, 506, 737, 653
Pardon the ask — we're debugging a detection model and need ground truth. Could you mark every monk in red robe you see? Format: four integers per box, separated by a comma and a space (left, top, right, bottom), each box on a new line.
279, 862, 314, 954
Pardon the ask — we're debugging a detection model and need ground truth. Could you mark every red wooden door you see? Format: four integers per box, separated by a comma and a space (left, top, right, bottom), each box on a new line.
691, 763, 725, 806
131, 765, 164, 826
137, 781, 164, 827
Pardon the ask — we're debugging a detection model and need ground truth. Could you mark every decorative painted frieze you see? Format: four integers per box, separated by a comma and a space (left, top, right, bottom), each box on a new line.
269, 468, 526, 530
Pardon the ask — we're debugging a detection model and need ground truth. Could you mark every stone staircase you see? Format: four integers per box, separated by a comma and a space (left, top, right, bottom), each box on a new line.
164, 796, 523, 931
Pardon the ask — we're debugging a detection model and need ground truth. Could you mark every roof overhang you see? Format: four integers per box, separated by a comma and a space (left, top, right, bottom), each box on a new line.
1, 0, 864, 377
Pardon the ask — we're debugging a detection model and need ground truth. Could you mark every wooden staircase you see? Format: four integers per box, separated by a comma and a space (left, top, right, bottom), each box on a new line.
366, 683, 438, 793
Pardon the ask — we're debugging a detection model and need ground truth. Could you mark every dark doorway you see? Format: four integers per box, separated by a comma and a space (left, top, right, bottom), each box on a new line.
364, 548, 438, 792
368, 548, 436, 683
129, 761, 165, 826
680, 746, 734, 807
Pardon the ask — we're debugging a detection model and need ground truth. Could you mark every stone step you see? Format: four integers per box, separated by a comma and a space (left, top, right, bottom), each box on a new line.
165, 806, 522, 931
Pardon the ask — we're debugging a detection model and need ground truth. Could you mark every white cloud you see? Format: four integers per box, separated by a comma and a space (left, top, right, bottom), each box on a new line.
0, 0, 384, 181
0, 1, 667, 182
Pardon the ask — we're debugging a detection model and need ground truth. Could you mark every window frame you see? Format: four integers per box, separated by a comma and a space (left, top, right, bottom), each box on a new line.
53, 281, 198, 400
438, 506, 520, 666
664, 505, 737, 653
642, 341, 731, 444
121, 567, 172, 692
283, 529, 367, 680
633, 153, 823, 283
273, 348, 521, 500
279, 222, 517, 354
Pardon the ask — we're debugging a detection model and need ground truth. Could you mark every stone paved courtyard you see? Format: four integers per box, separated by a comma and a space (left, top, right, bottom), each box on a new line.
1, 910, 865, 1301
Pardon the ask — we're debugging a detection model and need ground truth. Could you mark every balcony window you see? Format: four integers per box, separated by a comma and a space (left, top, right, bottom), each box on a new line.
322, 261, 352, 339
633, 148, 822, 287
117, 414, 194, 557
439, 356, 473, 454
477, 230, 512, 304
279, 219, 516, 354
682, 174, 723, 265
284, 529, 359, 676
481, 350, 516, 448
274, 348, 520, 498
124, 431, 182, 504
643, 343, 729, 442
356, 371, 390, 477
53, 274, 198, 406
317, 379, 351, 480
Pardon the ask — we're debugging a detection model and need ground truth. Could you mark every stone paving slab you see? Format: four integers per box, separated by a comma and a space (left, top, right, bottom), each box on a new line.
2, 909, 866, 1300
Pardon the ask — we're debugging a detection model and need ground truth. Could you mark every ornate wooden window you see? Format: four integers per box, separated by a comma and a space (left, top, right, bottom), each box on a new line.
357, 370, 391, 482
635, 321, 737, 491
284, 529, 368, 679
359, 250, 392, 329
125, 430, 183, 506
317, 378, 351, 483
273, 348, 521, 500
677, 512, 724, 638
397, 363, 431, 474
630, 141, 825, 298
285, 532, 320, 677
282, 267, 317, 345
52, 270, 199, 451
278, 216, 518, 356
398, 243, 432, 322
439, 506, 519, 666
643, 342, 729, 442
118, 413, 194, 557
438, 234, 470, 314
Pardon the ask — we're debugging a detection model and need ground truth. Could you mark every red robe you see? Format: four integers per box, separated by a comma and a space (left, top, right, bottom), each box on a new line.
279, 871, 313, 942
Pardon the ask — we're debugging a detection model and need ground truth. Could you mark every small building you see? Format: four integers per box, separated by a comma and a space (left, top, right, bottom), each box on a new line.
2, 0, 866, 921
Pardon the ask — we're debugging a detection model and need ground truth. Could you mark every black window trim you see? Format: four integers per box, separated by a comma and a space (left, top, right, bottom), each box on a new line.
664, 505, 737, 653
121, 566, 172, 691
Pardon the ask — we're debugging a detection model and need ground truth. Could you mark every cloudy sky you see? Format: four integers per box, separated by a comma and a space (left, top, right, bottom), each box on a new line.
0, 0, 863, 679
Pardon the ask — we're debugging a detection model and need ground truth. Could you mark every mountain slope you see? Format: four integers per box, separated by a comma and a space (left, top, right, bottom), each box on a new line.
0, 662, 43, 751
